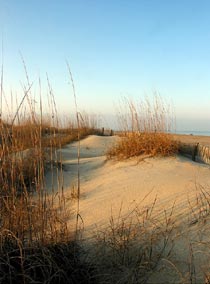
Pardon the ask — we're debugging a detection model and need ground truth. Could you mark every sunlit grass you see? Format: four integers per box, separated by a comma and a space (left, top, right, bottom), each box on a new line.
0, 63, 100, 283
1, 63, 210, 283
107, 95, 178, 160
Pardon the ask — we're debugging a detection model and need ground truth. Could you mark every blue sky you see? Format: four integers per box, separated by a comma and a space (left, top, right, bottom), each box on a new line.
1, 0, 210, 130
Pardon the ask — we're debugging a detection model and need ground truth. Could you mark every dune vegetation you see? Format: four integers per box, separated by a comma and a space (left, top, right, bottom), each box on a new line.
0, 117, 100, 283
1, 66, 210, 284
107, 96, 179, 160
0, 64, 102, 283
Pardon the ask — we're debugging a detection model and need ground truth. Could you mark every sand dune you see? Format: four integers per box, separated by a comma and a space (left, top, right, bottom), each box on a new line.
46, 135, 210, 232
45, 135, 210, 282
45, 135, 119, 190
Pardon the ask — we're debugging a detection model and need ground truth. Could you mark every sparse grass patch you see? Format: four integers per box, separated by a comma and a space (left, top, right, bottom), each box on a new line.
89, 202, 177, 284
188, 183, 210, 225
84, 185, 210, 284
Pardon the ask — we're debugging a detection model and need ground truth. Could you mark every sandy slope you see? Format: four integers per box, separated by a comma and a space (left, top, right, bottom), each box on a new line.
45, 135, 119, 190
45, 135, 210, 230
45, 135, 210, 282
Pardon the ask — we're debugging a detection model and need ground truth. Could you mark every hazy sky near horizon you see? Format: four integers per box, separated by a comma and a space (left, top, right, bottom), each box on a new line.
1, 0, 210, 130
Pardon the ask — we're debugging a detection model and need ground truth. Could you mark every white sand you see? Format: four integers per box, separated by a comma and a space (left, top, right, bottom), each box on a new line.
45, 135, 210, 282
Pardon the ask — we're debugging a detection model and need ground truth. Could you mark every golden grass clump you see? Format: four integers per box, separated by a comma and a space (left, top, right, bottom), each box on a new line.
108, 95, 178, 159
107, 132, 178, 159
0, 114, 99, 243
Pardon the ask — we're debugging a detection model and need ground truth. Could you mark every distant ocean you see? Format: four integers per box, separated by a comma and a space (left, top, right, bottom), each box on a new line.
173, 130, 210, 137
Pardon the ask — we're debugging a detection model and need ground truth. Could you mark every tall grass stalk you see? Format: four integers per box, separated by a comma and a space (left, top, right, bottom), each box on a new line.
66, 61, 82, 238
0, 42, 3, 119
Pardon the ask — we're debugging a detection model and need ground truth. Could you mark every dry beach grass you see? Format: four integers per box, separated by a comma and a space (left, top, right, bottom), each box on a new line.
48, 97, 210, 283
2, 125, 210, 283
1, 65, 210, 283
0, 63, 101, 283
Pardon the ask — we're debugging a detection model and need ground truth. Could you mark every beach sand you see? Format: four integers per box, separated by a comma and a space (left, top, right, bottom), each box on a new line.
173, 133, 210, 145
45, 134, 210, 283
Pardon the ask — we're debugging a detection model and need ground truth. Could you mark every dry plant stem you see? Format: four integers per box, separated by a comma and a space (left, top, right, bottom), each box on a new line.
46, 73, 63, 206
66, 61, 81, 238
38, 77, 46, 242
11, 83, 33, 127
19, 53, 36, 123
160, 258, 186, 283
0, 229, 25, 284
0, 44, 3, 118
188, 243, 196, 284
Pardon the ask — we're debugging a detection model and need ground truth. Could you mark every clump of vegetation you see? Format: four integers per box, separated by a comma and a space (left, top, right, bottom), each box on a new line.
0, 62, 100, 283
107, 131, 178, 159
107, 95, 178, 160
0, 235, 96, 284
